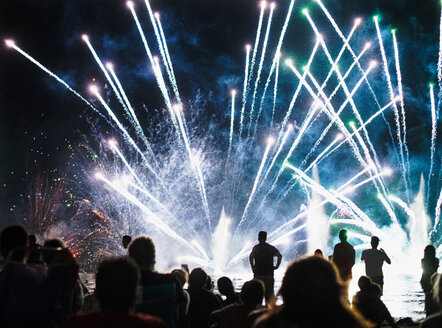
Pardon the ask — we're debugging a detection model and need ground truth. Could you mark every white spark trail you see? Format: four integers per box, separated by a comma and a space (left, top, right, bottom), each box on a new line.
96, 173, 198, 253
239, 45, 251, 138
302, 41, 372, 166
107, 64, 155, 157
5, 41, 100, 116
433, 187, 442, 232
227, 90, 237, 161
271, 53, 280, 127
174, 106, 212, 229
155, 13, 181, 103
248, 3, 275, 136
247, 1, 266, 91
392, 30, 410, 184
91, 87, 160, 182
378, 193, 399, 224
314, 0, 401, 169
82, 36, 129, 112
236, 138, 274, 232
374, 17, 408, 191
428, 84, 437, 205
274, 41, 320, 151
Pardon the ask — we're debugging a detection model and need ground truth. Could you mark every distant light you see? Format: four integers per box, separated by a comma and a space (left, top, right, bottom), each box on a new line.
301, 8, 309, 15
276, 51, 282, 59
316, 34, 324, 42
348, 120, 355, 127
246, 44, 252, 51
108, 139, 117, 146
270, 2, 276, 9
154, 12, 160, 19
173, 104, 181, 113
364, 42, 372, 49
81, 34, 89, 42
4, 39, 15, 48
105, 62, 114, 70
126, 1, 134, 9
355, 17, 362, 26
369, 60, 378, 69
267, 136, 275, 146
335, 133, 344, 141
89, 85, 98, 94
231, 89, 237, 96
391, 28, 397, 34
383, 167, 393, 176
285, 58, 294, 67
287, 123, 294, 130
260, 1, 267, 9
95, 172, 104, 179
373, 15, 379, 21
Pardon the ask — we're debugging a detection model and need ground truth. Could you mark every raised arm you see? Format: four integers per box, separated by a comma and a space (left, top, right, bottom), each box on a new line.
380, 248, 391, 264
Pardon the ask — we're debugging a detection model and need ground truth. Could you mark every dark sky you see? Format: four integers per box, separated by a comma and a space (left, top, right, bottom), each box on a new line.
0, 0, 440, 219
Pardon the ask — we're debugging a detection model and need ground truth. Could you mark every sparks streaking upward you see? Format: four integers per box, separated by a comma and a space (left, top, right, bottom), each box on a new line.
4, 0, 441, 278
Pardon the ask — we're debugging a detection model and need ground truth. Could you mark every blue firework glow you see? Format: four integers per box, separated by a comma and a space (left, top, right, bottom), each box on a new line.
4, 0, 442, 275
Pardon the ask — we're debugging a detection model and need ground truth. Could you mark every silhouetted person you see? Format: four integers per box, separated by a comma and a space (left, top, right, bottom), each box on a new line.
361, 236, 391, 291
66, 257, 166, 328
421, 245, 440, 316
210, 279, 264, 328
0, 225, 28, 265
253, 257, 371, 328
420, 273, 442, 328
171, 268, 190, 314
249, 231, 282, 303
27, 234, 43, 264
187, 267, 221, 328
128, 236, 187, 328
314, 249, 324, 258
43, 238, 86, 314
217, 276, 240, 307
332, 229, 355, 283
352, 276, 398, 328
122, 235, 132, 249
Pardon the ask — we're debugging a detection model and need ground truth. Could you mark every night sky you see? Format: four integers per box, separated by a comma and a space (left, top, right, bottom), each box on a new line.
0, 0, 441, 229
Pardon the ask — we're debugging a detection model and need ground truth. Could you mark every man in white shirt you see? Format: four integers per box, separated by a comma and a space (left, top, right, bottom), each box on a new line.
361, 236, 391, 292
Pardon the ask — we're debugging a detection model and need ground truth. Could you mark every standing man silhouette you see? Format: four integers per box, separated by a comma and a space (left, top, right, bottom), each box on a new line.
361, 236, 391, 291
332, 229, 356, 283
249, 231, 282, 303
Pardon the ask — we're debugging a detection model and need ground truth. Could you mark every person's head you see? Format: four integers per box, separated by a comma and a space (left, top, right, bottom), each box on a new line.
28, 234, 37, 245
122, 235, 132, 249
42, 238, 66, 264
205, 274, 214, 291
241, 279, 264, 308
0, 225, 28, 259
279, 256, 343, 310
357, 276, 372, 291
188, 267, 208, 290
424, 245, 436, 258
370, 236, 379, 249
258, 231, 267, 243
95, 256, 140, 311
171, 268, 188, 288
217, 276, 234, 296
338, 229, 347, 242
314, 249, 324, 258
127, 236, 155, 269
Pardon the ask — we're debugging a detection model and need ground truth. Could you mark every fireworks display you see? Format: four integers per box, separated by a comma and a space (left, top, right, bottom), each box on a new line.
2, 0, 442, 281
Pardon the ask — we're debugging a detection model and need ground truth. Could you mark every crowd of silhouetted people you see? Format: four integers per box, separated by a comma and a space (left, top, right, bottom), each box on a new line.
0, 225, 440, 328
